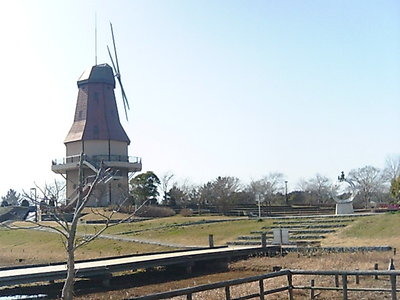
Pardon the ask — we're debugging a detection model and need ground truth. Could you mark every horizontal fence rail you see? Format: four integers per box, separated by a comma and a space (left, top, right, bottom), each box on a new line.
126, 270, 291, 300
291, 269, 400, 300
127, 269, 400, 300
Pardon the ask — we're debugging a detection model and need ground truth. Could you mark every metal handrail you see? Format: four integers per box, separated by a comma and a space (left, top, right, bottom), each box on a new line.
52, 154, 141, 165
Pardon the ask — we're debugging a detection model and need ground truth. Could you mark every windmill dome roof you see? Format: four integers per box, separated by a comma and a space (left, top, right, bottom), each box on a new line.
77, 64, 115, 88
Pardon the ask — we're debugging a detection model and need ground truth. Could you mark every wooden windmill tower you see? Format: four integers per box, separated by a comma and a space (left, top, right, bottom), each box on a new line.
52, 25, 141, 206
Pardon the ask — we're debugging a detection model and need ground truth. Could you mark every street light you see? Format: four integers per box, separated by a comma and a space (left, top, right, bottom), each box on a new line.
30, 188, 37, 222
285, 181, 288, 206
256, 193, 261, 219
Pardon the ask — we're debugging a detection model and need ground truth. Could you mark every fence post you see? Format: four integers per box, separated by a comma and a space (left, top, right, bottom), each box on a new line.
389, 258, 395, 270
342, 274, 348, 300
287, 272, 294, 300
390, 274, 397, 300
259, 279, 265, 300
310, 279, 315, 300
375, 263, 379, 280
261, 233, 267, 249
355, 268, 360, 285
187, 293, 192, 300
225, 286, 231, 300
209, 234, 214, 248
335, 274, 339, 287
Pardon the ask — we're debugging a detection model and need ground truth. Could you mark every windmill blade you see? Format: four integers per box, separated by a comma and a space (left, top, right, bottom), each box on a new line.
118, 78, 129, 119
117, 77, 130, 121
108, 22, 131, 121
110, 22, 121, 76
118, 78, 130, 110
107, 45, 118, 75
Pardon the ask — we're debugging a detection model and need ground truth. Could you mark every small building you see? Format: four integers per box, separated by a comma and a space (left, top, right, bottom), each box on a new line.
52, 64, 142, 206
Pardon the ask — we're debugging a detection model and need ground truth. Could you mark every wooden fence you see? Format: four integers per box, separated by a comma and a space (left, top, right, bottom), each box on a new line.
126, 269, 400, 300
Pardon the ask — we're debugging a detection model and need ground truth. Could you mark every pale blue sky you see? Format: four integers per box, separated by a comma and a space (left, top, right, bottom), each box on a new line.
0, 0, 399, 196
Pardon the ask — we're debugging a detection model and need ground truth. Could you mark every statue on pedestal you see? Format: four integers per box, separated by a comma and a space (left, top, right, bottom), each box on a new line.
331, 172, 357, 215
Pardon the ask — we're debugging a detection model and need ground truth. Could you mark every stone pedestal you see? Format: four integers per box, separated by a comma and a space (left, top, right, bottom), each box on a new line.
335, 202, 354, 215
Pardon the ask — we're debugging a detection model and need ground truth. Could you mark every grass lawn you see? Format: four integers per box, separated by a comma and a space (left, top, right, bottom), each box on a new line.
0, 227, 177, 267
0, 215, 261, 266
106, 218, 271, 246
1, 212, 399, 267
1, 213, 400, 300
323, 212, 400, 248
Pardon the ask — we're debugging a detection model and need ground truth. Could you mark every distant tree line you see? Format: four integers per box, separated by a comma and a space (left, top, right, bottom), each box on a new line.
2, 156, 400, 213
126, 155, 400, 213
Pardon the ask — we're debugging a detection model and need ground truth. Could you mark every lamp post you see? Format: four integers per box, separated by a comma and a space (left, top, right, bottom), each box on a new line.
284, 181, 288, 206
256, 193, 261, 219
30, 188, 37, 222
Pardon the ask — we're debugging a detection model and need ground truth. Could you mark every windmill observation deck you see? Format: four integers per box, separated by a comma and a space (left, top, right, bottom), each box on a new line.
51, 154, 142, 174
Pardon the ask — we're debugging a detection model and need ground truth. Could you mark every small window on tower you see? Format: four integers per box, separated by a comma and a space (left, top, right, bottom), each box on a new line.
94, 92, 99, 103
93, 125, 99, 137
78, 111, 83, 120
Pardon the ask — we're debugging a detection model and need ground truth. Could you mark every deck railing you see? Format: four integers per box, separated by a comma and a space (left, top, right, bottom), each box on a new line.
52, 154, 141, 165
127, 269, 400, 300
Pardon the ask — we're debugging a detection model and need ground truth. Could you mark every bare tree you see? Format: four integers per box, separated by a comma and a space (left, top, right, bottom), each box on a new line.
31, 180, 66, 209
199, 177, 241, 214
348, 165, 387, 208
250, 172, 285, 210
160, 172, 174, 205
2, 155, 135, 300
306, 174, 332, 205
296, 178, 309, 192
384, 155, 400, 182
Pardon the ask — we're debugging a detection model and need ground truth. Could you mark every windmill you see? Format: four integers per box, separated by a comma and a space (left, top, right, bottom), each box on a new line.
51, 22, 142, 207
107, 23, 130, 121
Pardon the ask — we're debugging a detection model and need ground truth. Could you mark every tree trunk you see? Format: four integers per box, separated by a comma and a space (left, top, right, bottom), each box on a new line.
62, 216, 78, 300
61, 239, 76, 300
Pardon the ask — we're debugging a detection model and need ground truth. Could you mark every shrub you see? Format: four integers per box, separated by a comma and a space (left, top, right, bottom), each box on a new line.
135, 205, 176, 218
180, 208, 193, 217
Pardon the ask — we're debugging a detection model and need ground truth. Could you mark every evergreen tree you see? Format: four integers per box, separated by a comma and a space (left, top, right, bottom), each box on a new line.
1, 189, 21, 206
390, 176, 400, 203
130, 171, 161, 205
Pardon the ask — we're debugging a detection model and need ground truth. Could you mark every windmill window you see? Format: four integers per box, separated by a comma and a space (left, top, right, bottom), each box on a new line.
94, 92, 99, 103
78, 111, 83, 119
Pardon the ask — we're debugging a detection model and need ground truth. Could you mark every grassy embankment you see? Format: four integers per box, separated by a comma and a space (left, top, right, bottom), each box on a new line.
0, 214, 269, 266
323, 212, 400, 248
1, 212, 399, 267
76, 213, 400, 300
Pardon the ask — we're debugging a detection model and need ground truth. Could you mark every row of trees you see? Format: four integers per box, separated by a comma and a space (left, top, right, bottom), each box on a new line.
128, 156, 400, 213
1, 181, 65, 208
2, 158, 400, 212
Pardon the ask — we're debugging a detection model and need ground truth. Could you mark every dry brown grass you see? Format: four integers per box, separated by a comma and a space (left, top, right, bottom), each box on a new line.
80, 207, 133, 221
0, 228, 177, 267
2, 214, 400, 299
71, 251, 398, 300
